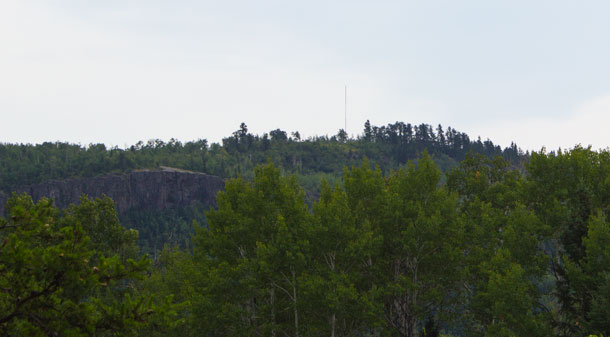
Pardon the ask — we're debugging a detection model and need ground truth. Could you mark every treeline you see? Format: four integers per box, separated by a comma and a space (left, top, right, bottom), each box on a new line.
1, 146, 608, 336
0, 121, 526, 192
145, 146, 608, 337
0, 121, 528, 256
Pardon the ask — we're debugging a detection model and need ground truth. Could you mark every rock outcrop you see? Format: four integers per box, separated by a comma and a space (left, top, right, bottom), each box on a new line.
0, 167, 225, 216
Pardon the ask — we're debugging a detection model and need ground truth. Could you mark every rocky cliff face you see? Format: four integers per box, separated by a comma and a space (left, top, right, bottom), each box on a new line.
0, 167, 225, 216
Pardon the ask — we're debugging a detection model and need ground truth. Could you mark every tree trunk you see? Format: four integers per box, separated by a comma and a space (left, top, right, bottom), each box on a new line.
270, 288, 276, 337
292, 270, 299, 337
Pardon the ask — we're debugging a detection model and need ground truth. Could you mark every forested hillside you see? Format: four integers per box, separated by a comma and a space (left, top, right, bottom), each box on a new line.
1, 145, 608, 336
0, 147, 610, 336
0, 121, 526, 193
0, 121, 529, 256
4, 0, 608, 335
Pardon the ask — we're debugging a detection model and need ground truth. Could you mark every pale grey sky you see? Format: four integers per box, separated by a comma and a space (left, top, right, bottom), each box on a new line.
1, 0, 609, 151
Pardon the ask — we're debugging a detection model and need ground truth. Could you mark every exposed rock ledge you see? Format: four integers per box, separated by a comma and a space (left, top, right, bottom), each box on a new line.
0, 168, 225, 216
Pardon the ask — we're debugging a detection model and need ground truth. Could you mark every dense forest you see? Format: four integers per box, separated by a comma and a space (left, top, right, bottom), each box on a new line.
1, 141, 608, 336
0, 121, 527, 193
0, 120, 529, 256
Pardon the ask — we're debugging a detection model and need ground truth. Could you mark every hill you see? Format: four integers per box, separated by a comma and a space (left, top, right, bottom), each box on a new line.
0, 121, 527, 191
0, 120, 528, 252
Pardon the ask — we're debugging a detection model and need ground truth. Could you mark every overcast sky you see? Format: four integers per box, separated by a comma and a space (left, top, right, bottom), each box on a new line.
2, 0, 609, 151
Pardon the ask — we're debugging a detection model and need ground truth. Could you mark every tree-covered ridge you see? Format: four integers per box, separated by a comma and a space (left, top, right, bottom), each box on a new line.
0, 121, 526, 192
1, 146, 608, 336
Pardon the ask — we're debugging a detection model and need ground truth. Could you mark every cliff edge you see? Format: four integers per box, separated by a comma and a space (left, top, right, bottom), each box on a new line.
0, 167, 225, 216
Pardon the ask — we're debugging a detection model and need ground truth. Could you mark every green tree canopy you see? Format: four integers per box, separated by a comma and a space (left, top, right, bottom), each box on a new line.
0, 194, 169, 336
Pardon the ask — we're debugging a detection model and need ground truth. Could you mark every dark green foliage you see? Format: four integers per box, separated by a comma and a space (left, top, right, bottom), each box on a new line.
193, 163, 313, 336
61, 195, 140, 261
523, 146, 610, 336
154, 154, 529, 336
0, 194, 175, 336
446, 153, 553, 336
132, 148, 609, 336
136, 246, 194, 337
4, 126, 610, 336
375, 152, 465, 337
120, 203, 209, 255
0, 122, 527, 265
0, 121, 526, 195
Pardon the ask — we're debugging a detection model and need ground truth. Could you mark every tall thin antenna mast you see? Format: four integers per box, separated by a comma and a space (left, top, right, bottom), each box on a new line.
344, 85, 347, 133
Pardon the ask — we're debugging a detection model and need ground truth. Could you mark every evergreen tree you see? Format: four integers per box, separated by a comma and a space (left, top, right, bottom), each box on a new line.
0, 194, 169, 336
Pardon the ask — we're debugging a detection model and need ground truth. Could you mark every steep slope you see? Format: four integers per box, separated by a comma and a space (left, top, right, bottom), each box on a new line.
0, 166, 225, 217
